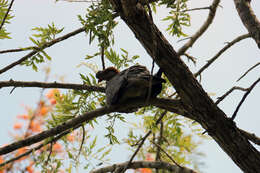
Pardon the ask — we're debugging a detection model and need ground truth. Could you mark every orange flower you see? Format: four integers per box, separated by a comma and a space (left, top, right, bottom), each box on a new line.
0, 156, 4, 163
26, 165, 34, 173
53, 143, 62, 153
145, 153, 154, 161
50, 98, 57, 105
46, 89, 60, 99
139, 168, 152, 173
29, 121, 42, 133
17, 114, 29, 120
13, 123, 22, 130
39, 106, 49, 116
66, 134, 75, 142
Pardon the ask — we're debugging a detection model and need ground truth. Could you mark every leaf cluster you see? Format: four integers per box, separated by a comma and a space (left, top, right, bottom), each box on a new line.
160, 0, 190, 37
20, 23, 64, 71
0, 0, 14, 39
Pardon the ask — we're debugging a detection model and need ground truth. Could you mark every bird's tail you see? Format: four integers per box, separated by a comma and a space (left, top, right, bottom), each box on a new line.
153, 68, 166, 83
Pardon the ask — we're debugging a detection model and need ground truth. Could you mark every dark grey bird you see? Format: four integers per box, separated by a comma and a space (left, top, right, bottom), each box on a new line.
96, 65, 165, 107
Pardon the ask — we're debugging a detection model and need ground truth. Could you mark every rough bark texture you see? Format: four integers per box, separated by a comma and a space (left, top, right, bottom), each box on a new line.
234, 0, 260, 48
109, 0, 260, 172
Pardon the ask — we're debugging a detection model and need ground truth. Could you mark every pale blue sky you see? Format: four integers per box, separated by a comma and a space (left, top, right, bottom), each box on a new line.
1, 0, 260, 172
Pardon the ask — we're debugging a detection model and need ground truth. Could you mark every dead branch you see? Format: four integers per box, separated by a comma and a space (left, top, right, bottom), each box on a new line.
231, 77, 260, 120
237, 62, 260, 82
195, 34, 250, 77
177, 0, 220, 55
215, 86, 248, 105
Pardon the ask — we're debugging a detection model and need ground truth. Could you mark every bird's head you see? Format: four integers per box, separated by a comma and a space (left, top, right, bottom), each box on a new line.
96, 67, 119, 82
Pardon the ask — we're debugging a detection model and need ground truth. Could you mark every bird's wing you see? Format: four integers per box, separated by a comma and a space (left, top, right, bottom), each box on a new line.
106, 72, 128, 106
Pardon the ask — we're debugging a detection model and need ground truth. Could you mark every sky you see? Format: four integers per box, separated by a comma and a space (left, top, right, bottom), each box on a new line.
1, 0, 260, 172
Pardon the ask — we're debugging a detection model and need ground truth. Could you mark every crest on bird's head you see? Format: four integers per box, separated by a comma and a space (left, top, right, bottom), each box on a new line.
96, 67, 120, 82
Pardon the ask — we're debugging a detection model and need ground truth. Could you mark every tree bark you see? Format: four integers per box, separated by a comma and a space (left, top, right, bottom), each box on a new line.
233, 0, 260, 48
109, 0, 260, 172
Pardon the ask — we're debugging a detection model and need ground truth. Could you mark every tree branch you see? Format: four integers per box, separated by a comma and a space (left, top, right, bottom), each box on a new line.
152, 141, 182, 168
0, 47, 36, 54
195, 33, 250, 77
233, 0, 260, 48
231, 77, 260, 120
177, 0, 220, 55
215, 86, 248, 105
0, 98, 183, 156
90, 161, 197, 173
0, 129, 71, 168
0, 80, 105, 92
237, 62, 260, 82
0, 27, 86, 75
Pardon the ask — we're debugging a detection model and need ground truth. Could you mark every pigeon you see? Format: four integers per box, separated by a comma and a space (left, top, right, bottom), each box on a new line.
96, 65, 166, 107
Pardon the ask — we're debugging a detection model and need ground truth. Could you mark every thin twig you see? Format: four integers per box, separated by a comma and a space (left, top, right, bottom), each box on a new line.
181, 6, 211, 13
0, 0, 15, 31
183, 53, 197, 65
120, 110, 167, 173
178, 0, 220, 55
215, 86, 248, 105
77, 125, 85, 158
195, 34, 250, 77
0, 47, 36, 54
231, 77, 260, 120
0, 27, 86, 75
101, 46, 105, 70
145, 1, 156, 105
237, 62, 260, 82
44, 142, 54, 166
0, 80, 105, 92
155, 121, 163, 173
152, 141, 182, 168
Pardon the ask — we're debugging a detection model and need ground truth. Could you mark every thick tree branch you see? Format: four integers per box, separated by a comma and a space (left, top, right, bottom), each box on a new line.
177, 0, 220, 55
233, 0, 260, 48
90, 161, 196, 173
109, 0, 260, 171
0, 27, 86, 75
0, 98, 183, 156
195, 34, 250, 77
0, 80, 105, 92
